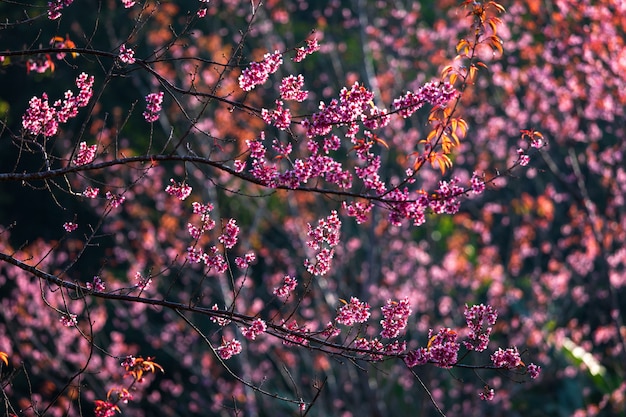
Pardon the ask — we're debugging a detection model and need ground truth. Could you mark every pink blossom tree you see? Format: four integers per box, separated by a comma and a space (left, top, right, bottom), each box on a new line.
4, 0, 622, 415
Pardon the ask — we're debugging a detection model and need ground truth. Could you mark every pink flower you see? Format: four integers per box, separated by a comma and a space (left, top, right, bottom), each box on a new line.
241, 318, 267, 340
47, 0, 74, 20
217, 339, 242, 360
105, 191, 126, 208
491, 347, 523, 369
479, 386, 495, 401
86, 276, 106, 292
336, 297, 371, 326
463, 304, 497, 352
60, 313, 77, 327
425, 328, 460, 369
73, 142, 97, 166
517, 148, 530, 166
210, 304, 231, 326
218, 219, 239, 249
280, 75, 308, 102
121, 0, 135, 8
293, 38, 320, 63
63, 222, 78, 232
261, 100, 292, 130
119, 44, 136, 64
527, 363, 541, 379
273, 275, 297, 299
83, 186, 99, 198
165, 179, 192, 200
471, 172, 486, 194
238, 51, 283, 91
380, 298, 411, 338
143, 92, 164, 122
197, 8, 207, 18
22, 73, 94, 137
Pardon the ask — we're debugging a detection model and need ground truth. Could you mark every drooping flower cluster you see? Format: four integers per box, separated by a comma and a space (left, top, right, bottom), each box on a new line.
188, 201, 216, 239
238, 51, 283, 91
342, 201, 372, 224
463, 304, 497, 352
118, 44, 136, 64
380, 298, 411, 338
281, 320, 309, 346
241, 318, 267, 340
293, 38, 320, 62
73, 141, 97, 166
184, 202, 229, 272
491, 346, 523, 369
273, 275, 298, 299
479, 386, 495, 401
217, 339, 242, 360
22, 73, 94, 137
527, 363, 541, 379
335, 297, 371, 326
165, 179, 192, 201
304, 211, 341, 276
143, 92, 164, 123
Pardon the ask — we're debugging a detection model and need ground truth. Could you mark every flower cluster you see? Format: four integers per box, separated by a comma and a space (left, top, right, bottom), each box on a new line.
429, 177, 465, 215
210, 304, 231, 326
218, 219, 239, 249
86, 276, 106, 292
234, 252, 256, 269
280, 75, 308, 102
188, 201, 216, 239
282, 320, 309, 346
241, 318, 267, 340
335, 297, 371, 326
143, 92, 164, 123
118, 44, 136, 64
463, 304, 497, 352
479, 386, 495, 401
73, 141, 97, 166
293, 38, 320, 62
342, 201, 372, 224
392, 81, 458, 118
63, 222, 78, 232
516, 148, 530, 166
105, 191, 126, 208
217, 339, 242, 360
134, 272, 152, 290
380, 298, 411, 338
94, 400, 119, 417
470, 171, 486, 194
83, 186, 99, 198
527, 363, 541, 379
261, 100, 291, 130
491, 346, 523, 369
273, 275, 297, 299
302, 82, 387, 139
22, 73, 94, 137
186, 245, 227, 272
405, 328, 460, 369
60, 313, 77, 327
165, 179, 192, 200
48, 0, 74, 20
304, 211, 341, 276
238, 51, 283, 91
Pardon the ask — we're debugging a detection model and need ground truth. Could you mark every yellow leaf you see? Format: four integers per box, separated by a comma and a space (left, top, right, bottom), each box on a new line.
0, 351, 8, 366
